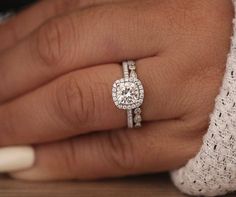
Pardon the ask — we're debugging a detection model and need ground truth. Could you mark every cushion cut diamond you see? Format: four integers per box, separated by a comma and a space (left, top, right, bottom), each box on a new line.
117, 82, 139, 105
112, 78, 144, 110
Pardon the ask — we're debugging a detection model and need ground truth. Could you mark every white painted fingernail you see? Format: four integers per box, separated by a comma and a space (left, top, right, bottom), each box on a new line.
0, 146, 35, 173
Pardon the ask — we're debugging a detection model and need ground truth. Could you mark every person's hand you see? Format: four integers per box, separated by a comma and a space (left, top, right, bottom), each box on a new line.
0, 0, 233, 180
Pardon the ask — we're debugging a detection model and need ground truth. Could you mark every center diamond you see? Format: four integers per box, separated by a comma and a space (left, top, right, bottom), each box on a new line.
117, 82, 139, 105
112, 78, 144, 110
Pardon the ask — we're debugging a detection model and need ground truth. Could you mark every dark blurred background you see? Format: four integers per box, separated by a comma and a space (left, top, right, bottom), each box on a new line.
0, 0, 37, 12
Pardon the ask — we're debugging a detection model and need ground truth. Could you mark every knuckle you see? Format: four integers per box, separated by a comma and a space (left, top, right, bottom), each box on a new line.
54, 76, 94, 129
33, 16, 76, 69
85, 73, 110, 123
83, 4, 123, 57
51, 0, 78, 15
101, 131, 136, 172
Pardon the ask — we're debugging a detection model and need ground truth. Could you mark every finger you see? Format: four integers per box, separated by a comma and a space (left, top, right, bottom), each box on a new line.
0, 57, 188, 146
0, 0, 166, 103
0, 0, 124, 52
10, 121, 203, 181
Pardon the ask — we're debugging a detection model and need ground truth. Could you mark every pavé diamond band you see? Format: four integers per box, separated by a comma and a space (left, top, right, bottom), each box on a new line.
112, 60, 144, 128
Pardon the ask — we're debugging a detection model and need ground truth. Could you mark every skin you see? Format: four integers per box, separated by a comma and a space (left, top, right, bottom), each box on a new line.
0, 0, 233, 180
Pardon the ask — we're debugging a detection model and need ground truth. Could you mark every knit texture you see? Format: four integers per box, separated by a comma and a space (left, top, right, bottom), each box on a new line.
171, 0, 236, 196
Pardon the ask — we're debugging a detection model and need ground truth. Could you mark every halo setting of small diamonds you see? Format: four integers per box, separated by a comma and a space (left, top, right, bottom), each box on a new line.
112, 78, 144, 110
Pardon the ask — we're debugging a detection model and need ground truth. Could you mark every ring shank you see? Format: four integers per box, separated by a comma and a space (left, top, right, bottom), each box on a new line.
122, 61, 129, 79
127, 110, 133, 128
123, 61, 134, 128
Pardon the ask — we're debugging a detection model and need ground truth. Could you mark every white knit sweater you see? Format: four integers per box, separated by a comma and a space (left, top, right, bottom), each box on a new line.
171, 0, 236, 196
1, 1, 236, 196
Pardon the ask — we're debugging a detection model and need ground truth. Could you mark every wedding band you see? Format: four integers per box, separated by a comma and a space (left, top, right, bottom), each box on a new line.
112, 60, 144, 128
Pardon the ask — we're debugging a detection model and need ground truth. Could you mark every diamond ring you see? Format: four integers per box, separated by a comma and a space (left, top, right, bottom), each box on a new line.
112, 61, 144, 128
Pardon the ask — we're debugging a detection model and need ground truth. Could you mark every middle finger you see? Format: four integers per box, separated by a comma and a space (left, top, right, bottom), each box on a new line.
0, 0, 167, 103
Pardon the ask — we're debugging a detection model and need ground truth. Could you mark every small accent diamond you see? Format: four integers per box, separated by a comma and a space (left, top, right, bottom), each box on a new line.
134, 108, 142, 114
134, 115, 142, 123
135, 122, 141, 128
130, 70, 137, 78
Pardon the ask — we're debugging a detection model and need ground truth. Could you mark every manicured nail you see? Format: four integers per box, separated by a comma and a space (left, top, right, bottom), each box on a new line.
0, 146, 35, 173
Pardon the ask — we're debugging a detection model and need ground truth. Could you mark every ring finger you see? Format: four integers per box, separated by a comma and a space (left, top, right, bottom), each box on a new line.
0, 57, 185, 146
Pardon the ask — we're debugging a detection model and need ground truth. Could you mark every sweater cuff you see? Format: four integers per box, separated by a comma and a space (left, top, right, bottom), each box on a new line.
171, 0, 236, 196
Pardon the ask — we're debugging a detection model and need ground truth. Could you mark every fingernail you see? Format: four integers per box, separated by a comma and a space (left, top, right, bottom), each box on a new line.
0, 146, 35, 173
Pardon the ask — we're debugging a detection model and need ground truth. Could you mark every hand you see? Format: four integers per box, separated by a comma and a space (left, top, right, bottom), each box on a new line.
0, 0, 233, 180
